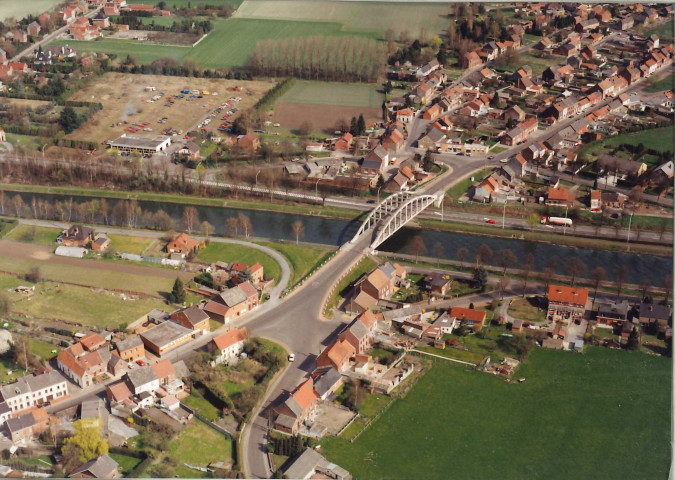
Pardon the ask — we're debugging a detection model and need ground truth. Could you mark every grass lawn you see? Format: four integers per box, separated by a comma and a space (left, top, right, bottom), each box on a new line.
5, 133, 44, 152
106, 234, 154, 255
182, 392, 221, 422
446, 168, 493, 201
109, 453, 143, 476
10, 281, 167, 328
29, 338, 59, 360
417, 345, 485, 364
167, 420, 233, 475
322, 348, 671, 480
50, 38, 190, 65
324, 257, 378, 315
499, 52, 560, 76
197, 242, 281, 283
646, 20, 674, 41
278, 80, 383, 108
644, 72, 675, 92
4, 225, 60, 245
580, 126, 675, 159
223, 377, 254, 396
0, 0, 62, 21
258, 241, 333, 287
357, 393, 391, 418
0, 357, 26, 385
507, 296, 546, 322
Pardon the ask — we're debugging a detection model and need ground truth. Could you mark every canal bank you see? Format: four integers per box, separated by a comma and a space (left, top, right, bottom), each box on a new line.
0, 187, 671, 285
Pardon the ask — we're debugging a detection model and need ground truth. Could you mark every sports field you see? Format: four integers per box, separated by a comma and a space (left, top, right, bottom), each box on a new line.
67, 72, 275, 143
273, 80, 383, 131
235, 0, 452, 37
321, 348, 671, 480
0, 0, 62, 21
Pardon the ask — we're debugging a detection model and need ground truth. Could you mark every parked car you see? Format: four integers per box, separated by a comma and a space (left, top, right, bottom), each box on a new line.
136, 359, 145, 366
484, 218, 497, 224
288, 353, 295, 362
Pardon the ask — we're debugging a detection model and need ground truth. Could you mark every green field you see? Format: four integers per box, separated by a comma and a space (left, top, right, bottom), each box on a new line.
10, 281, 168, 328
107, 234, 153, 255
235, 0, 451, 37
259, 242, 333, 287
49, 38, 190, 65
167, 420, 233, 478
109, 453, 143, 476
29, 338, 59, 360
278, 80, 383, 108
182, 391, 221, 422
646, 20, 674, 41
507, 297, 546, 323
499, 52, 561, 76
580, 126, 675, 160
4, 225, 60, 245
644, 72, 675, 92
322, 348, 671, 480
197, 242, 281, 282
0, 0, 62, 21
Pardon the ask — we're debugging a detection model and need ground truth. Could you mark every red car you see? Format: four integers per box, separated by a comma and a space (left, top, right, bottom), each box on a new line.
136, 360, 145, 367
484, 218, 497, 224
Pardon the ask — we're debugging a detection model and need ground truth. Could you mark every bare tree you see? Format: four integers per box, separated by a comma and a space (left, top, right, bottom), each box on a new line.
0, 190, 5, 215
291, 220, 305, 245
225, 217, 239, 238
200, 221, 214, 237
496, 248, 517, 276
589, 266, 607, 304
409, 235, 427, 264
497, 276, 510, 299
11, 194, 24, 218
237, 213, 253, 238
475, 244, 493, 266
662, 275, 672, 303
456, 247, 469, 264
615, 264, 628, 299
639, 279, 651, 300
520, 252, 534, 297
543, 266, 555, 291
99, 198, 110, 225
182, 206, 199, 234
565, 256, 585, 287
433, 241, 444, 267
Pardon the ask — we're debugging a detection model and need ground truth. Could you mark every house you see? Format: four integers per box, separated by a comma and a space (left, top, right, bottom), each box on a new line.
177, 142, 200, 160
106, 380, 133, 406
312, 367, 343, 401
274, 378, 319, 434
316, 339, 355, 372
166, 232, 199, 256
547, 285, 589, 321
546, 187, 574, 207
600, 192, 628, 209
151, 358, 186, 391
139, 321, 195, 356
57, 346, 108, 388
463, 51, 482, 69
422, 104, 442, 121
596, 301, 630, 327
597, 155, 647, 179
0, 372, 68, 413
237, 133, 260, 151
434, 312, 458, 334
170, 305, 210, 334
354, 262, 406, 301
590, 189, 602, 212
92, 11, 110, 29
114, 336, 145, 362
5, 408, 48, 444
553, 43, 577, 57
284, 448, 351, 480
338, 310, 378, 354
79, 333, 107, 352
504, 105, 526, 122
69, 454, 119, 478
449, 307, 486, 331
425, 274, 452, 295
501, 116, 538, 146
91, 234, 110, 251
638, 302, 672, 333
125, 366, 159, 396
395, 108, 414, 124
417, 128, 446, 151
60, 225, 94, 247
28, 22, 41, 37
208, 328, 246, 364
416, 59, 440, 77
575, 18, 600, 32
13, 30, 28, 43
204, 283, 257, 324
381, 128, 405, 153
333, 132, 353, 152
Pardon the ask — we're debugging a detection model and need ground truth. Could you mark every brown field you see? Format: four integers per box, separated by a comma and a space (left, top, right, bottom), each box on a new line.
273, 102, 382, 132
67, 73, 276, 143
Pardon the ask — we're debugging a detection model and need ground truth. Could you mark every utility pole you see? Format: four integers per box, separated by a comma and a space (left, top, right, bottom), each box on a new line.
502, 201, 506, 229
626, 211, 634, 251
563, 204, 569, 236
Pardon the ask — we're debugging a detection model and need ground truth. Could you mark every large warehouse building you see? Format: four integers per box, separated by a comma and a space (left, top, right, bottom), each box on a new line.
139, 321, 194, 356
108, 134, 172, 154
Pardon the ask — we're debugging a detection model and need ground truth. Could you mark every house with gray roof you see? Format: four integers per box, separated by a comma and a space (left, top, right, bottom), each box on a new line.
284, 448, 351, 480
124, 366, 159, 396
69, 454, 119, 478
0, 371, 68, 413
313, 367, 343, 400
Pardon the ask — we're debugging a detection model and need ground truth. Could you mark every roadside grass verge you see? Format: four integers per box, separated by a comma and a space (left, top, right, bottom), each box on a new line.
321, 348, 671, 480
324, 257, 378, 315
258, 241, 334, 287
446, 167, 493, 201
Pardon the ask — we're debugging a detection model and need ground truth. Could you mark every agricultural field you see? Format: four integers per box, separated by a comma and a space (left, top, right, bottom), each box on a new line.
8, 280, 168, 328
273, 80, 384, 131
166, 420, 234, 478
646, 20, 674, 42
322, 348, 671, 480
66, 72, 275, 143
49, 38, 190, 65
644, 72, 675, 93
197, 242, 282, 283
0, 0, 62, 21
579, 126, 675, 161
234, 0, 452, 37
4, 225, 61, 245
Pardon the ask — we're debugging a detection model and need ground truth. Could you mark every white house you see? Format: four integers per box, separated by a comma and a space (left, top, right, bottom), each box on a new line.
208, 328, 246, 365
125, 367, 159, 396
0, 372, 68, 413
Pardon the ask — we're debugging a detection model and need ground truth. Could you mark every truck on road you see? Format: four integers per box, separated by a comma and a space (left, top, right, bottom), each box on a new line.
541, 216, 572, 227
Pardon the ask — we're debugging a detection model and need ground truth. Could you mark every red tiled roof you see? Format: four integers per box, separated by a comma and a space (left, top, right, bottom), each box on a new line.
548, 285, 589, 305
449, 307, 486, 324
212, 328, 245, 350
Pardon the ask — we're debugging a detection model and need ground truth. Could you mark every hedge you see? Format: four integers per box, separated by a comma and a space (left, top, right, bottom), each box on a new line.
253, 78, 295, 112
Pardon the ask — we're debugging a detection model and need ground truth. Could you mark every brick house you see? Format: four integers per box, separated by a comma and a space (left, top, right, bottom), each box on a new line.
166, 232, 199, 256
337, 310, 378, 354
274, 378, 319, 435
60, 225, 94, 247
333, 132, 353, 152
448, 307, 486, 331
547, 285, 589, 321
170, 305, 210, 334
546, 187, 574, 207
353, 262, 406, 301
316, 339, 355, 372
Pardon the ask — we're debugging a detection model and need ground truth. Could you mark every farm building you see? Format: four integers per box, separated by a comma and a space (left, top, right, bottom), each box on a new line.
139, 321, 194, 356
108, 134, 172, 154
55, 246, 87, 258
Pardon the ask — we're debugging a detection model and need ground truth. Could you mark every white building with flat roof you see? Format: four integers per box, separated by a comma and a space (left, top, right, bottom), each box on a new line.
109, 134, 172, 154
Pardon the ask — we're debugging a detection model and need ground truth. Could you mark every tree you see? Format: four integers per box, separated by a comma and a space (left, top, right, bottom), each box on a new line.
589, 266, 607, 304
58, 106, 79, 134
497, 276, 510, 299
639, 279, 651, 300
616, 264, 628, 299
565, 255, 585, 286
225, 217, 239, 237
662, 276, 673, 303
291, 220, 305, 245
169, 278, 185, 304
526, 213, 540, 231
182, 206, 199, 233
475, 244, 493, 266
356, 114, 366, 135
473, 266, 488, 291
62, 419, 109, 473
25, 266, 41, 283
422, 149, 435, 172
11, 194, 24, 218
199, 221, 214, 237
429, 35, 443, 51
349, 116, 357, 135
626, 326, 640, 351
238, 213, 253, 238
496, 248, 516, 275
433, 242, 444, 267
298, 121, 313, 137
520, 252, 534, 297
456, 247, 469, 264
0, 293, 9, 316
409, 235, 427, 263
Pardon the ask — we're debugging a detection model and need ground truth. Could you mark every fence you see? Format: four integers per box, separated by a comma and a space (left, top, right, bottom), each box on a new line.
348, 397, 397, 443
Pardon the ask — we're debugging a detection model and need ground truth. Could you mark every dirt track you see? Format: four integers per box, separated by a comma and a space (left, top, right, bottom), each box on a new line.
0, 240, 194, 281
274, 102, 382, 131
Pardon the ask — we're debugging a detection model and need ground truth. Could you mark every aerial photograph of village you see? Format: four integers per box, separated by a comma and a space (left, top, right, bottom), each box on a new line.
0, 0, 670, 478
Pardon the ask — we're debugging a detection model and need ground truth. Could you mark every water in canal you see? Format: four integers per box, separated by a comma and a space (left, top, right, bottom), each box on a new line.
10, 191, 672, 285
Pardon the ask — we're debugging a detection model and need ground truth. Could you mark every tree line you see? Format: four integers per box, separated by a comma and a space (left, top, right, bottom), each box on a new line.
248, 35, 386, 82
111, 15, 213, 35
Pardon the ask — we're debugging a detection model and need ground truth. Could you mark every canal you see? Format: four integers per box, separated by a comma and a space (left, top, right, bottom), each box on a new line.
9, 191, 673, 285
